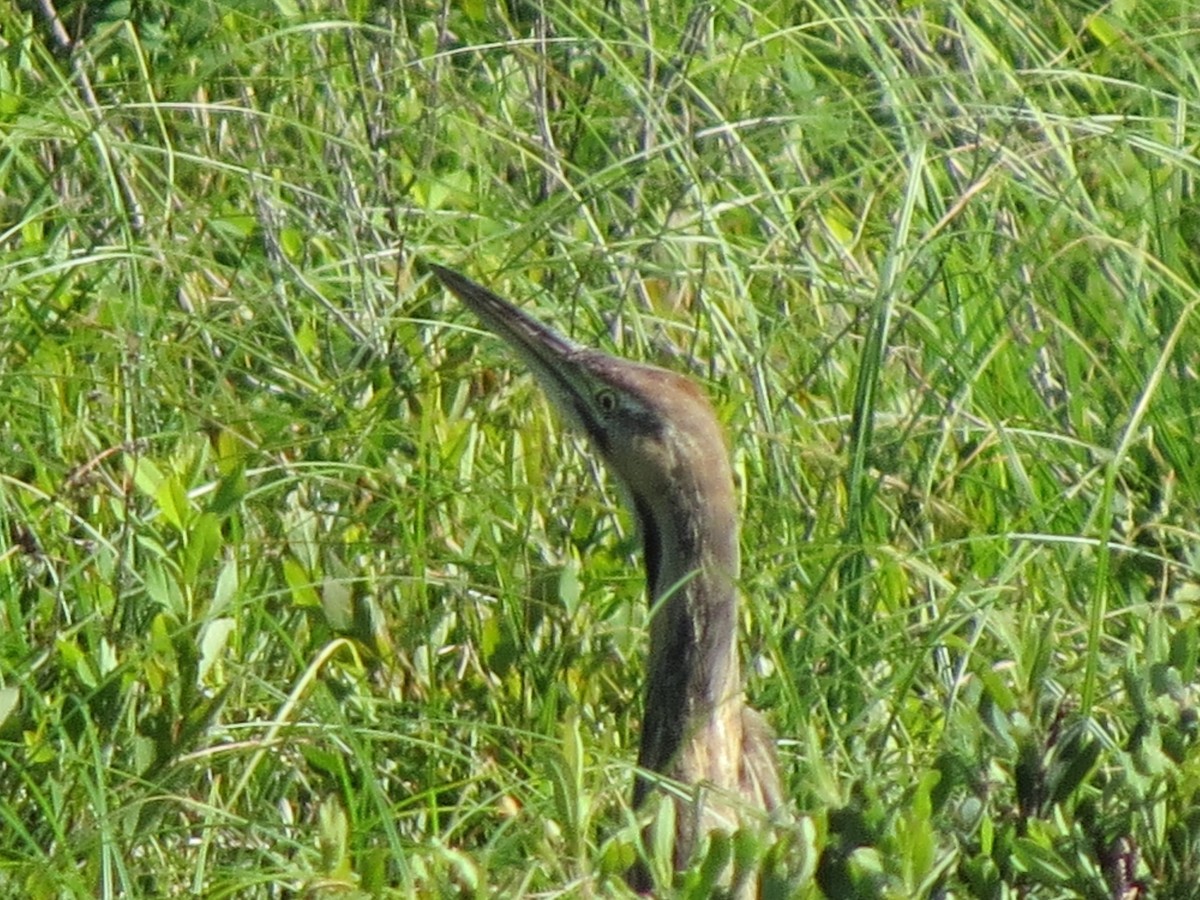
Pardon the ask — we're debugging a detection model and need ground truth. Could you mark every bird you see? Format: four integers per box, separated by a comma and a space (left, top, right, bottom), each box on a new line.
431, 264, 784, 893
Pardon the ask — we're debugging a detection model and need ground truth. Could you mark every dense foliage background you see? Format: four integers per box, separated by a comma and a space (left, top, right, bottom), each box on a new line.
2, 1, 1198, 896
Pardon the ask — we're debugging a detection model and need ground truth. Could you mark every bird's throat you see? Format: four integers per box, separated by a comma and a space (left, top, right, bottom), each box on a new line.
633, 486, 741, 797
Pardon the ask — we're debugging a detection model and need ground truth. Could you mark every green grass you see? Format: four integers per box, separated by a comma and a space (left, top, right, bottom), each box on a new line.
2, 1, 1199, 896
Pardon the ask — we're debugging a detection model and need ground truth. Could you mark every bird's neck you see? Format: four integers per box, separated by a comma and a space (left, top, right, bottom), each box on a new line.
633, 464, 742, 782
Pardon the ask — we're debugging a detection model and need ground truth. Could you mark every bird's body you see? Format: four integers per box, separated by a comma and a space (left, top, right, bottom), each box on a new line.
432, 265, 782, 892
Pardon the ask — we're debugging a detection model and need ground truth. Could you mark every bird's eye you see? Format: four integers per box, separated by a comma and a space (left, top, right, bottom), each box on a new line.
596, 389, 618, 413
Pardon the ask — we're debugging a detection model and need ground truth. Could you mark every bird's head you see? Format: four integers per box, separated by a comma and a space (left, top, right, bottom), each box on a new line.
431, 265, 739, 583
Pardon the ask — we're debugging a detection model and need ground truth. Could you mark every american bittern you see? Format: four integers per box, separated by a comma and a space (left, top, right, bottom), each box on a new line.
432, 265, 783, 891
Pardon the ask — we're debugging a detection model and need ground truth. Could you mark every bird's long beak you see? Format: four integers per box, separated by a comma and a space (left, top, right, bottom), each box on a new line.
430, 264, 600, 432
430, 264, 576, 360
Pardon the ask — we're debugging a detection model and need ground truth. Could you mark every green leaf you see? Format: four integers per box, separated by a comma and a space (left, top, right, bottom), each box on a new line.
198, 618, 235, 682
209, 466, 247, 516
480, 616, 518, 676
212, 556, 239, 615
283, 556, 320, 608
57, 638, 97, 689
184, 511, 222, 583
130, 456, 166, 498
1086, 14, 1121, 47
317, 795, 351, 875
558, 560, 581, 616
0, 686, 20, 736
155, 473, 190, 532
